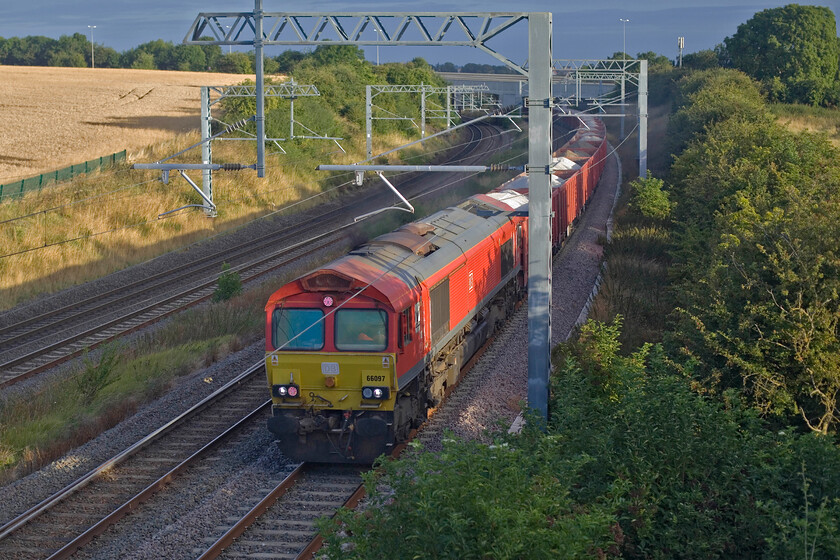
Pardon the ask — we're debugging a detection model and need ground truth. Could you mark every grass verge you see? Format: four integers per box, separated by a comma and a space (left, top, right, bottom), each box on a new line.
771, 102, 840, 145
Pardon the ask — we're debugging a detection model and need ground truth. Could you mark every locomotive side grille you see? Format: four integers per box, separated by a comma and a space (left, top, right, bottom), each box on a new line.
430, 278, 450, 346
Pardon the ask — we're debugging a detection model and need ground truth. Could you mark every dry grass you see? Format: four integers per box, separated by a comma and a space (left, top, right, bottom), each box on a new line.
771, 103, 840, 146
0, 130, 381, 309
0, 68, 455, 309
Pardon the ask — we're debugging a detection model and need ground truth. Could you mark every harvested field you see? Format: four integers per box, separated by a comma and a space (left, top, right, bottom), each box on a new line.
0, 66, 257, 183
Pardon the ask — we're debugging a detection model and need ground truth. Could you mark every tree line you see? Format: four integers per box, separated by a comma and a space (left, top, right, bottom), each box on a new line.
0, 33, 296, 74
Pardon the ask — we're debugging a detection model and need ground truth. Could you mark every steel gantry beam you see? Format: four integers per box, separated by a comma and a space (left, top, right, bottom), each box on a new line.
198, 81, 323, 216
185, 11, 531, 74
365, 83, 491, 158
552, 58, 648, 176
185, 5, 554, 423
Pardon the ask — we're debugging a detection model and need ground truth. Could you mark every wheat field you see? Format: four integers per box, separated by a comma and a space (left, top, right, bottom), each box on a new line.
0, 66, 258, 184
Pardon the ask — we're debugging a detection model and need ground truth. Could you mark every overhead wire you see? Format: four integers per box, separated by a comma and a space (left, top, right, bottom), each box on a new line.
1, 103, 633, 260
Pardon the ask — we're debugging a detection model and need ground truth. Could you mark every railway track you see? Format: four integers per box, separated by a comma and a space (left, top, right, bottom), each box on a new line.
0, 121, 508, 388
0, 293, 500, 560
0, 363, 269, 560
193, 327, 498, 560
195, 463, 364, 560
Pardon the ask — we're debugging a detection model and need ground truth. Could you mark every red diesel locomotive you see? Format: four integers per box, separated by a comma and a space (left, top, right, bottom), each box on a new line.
264, 113, 608, 462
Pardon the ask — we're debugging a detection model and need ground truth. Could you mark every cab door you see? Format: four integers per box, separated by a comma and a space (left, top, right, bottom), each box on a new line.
396, 300, 424, 381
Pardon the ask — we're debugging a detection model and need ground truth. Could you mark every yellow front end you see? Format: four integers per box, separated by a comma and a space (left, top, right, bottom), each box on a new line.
265, 351, 399, 463
266, 352, 397, 411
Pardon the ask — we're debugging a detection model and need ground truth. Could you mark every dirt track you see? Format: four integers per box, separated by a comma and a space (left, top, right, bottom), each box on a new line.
0, 66, 254, 183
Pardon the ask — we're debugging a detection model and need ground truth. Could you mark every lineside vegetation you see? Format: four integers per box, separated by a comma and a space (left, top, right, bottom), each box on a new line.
316, 6, 840, 555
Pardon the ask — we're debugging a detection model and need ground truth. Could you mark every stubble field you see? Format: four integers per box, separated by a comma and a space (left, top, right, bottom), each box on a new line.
0, 66, 254, 183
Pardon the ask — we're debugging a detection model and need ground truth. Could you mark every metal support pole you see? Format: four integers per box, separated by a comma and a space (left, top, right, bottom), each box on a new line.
446, 85, 452, 128
366, 85, 373, 159
620, 74, 625, 140
421, 85, 427, 138
290, 96, 295, 139
527, 12, 553, 424
200, 87, 216, 217
638, 59, 648, 177
254, 0, 266, 178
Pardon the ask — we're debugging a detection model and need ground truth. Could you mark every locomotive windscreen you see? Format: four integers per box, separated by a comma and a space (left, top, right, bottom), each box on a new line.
335, 309, 388, 351
272, 308, 324, 350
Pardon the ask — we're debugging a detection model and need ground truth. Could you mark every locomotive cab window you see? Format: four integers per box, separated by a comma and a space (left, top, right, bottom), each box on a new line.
335, 309, 388, 351
272, 308, 324, 350
399, 308, 413, 349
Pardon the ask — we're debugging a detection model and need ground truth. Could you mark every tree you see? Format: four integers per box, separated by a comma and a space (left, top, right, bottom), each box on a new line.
129, 50, 155, 70
274, 49, 304, 73
667, 68, 769, 158
48, 33, 88, 67
724, 5, 840, 106
681, 49, 720, 70
636, 51, 673, 73
216, 51, 253, 74
666, 84, 840, 433
434, 61, 458, 72
171, 44, 206, 72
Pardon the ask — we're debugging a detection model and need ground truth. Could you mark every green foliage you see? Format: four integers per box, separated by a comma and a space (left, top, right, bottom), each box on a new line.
668, 68, 770, 157
76, 343, 121, 404
321, 321, 840, 558
213, 262, 242, 302
635, 51, 673, 73
219, 49, 447, 166
549, 323, 840, 558
681, 49, 721, 71
662, 58, 840, 434
320, 435, 619, 559
0, 34, 237, 73
216, 51, 253, 74
724, 5, 840, 106
630, 175, 672, 220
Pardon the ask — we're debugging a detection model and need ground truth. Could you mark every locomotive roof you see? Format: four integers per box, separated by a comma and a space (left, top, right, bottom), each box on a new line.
265, 109, 606, 313
266, 201, 517, 312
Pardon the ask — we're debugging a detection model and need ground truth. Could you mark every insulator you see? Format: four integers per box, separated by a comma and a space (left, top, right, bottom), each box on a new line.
487, 164, 511, 172
224, 118, 250, 133
220, 163, 244, 171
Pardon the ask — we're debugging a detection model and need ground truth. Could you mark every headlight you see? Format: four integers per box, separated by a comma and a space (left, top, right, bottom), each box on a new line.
361, 386, 389, 400
273, 384, 300, 398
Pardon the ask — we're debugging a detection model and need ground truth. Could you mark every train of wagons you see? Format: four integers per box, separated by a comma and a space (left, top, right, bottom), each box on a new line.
264, 112, 608, 463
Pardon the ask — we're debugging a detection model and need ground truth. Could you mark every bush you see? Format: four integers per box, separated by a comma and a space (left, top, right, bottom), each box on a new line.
212, 262, 242, 302
551, 321, 840, 558
76, 343, 121, 403
630, 175, 672, 220
319, 435, 620, 559
319, 320, 840, 558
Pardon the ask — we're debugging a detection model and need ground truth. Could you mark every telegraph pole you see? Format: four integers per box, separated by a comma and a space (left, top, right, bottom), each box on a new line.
87, 25, 96, 68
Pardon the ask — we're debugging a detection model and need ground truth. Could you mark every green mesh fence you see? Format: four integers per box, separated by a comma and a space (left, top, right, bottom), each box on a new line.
0, 150, 126, 202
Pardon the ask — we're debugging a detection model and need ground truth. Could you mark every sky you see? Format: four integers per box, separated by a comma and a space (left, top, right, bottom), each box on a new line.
2, 1, 839, 66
